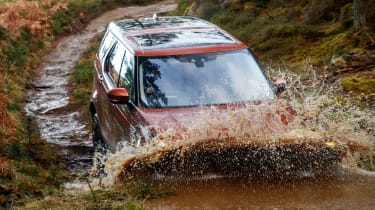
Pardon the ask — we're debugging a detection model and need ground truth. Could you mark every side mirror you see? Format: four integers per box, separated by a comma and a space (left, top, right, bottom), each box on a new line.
107, 88, 129, 104
273, 76, 286, 95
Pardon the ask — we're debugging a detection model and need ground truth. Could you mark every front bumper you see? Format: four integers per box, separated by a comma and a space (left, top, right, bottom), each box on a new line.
118, 139, 345, 179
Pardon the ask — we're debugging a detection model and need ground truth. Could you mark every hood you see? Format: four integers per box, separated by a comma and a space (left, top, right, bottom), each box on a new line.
134, 100, 296, 143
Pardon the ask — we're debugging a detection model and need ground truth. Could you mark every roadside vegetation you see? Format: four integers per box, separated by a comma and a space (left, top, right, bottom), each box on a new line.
15, 179, 170, 210
174, 0, 375, 100
175, 1, 374, 66
173, 0, 375, 106
0, 0, 161, 208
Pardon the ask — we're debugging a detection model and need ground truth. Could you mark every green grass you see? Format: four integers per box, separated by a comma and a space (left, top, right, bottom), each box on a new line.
15, 179, 171, 209
0, 140, 70, 206
71, 35, 100, 123
1, 28, 40, 73
50, 7, 73, 34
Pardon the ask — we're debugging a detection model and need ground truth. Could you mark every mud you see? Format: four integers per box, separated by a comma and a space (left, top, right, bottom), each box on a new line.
24, 0, 177, 172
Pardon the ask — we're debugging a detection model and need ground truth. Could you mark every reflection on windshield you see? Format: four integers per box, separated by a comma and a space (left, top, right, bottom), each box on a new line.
139, 49, 275, 108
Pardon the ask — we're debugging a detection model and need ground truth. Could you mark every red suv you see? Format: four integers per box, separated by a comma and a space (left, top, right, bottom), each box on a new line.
90, 16, 341, 174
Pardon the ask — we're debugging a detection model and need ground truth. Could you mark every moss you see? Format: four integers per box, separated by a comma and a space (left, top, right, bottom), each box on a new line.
341, 76, 375, 95
358, 155, 375, 171
312, 32, 351, 64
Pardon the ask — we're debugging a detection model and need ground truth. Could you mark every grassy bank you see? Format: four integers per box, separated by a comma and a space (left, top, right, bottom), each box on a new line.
174, 0, 375, 71
15, 179, 170, 210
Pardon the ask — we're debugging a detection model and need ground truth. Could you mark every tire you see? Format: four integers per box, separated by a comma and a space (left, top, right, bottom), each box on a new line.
91, 113, 108, 177
92, 113, 104, 149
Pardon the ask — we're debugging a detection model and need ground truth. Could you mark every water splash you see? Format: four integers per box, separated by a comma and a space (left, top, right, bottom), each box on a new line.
271, 66, 373, 153
269, 65, 374, 175
66, 66, 374, 192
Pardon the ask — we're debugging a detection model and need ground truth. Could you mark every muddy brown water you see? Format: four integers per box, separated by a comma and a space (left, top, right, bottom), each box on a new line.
147, 174, 375, 209
25, 1, 375, 209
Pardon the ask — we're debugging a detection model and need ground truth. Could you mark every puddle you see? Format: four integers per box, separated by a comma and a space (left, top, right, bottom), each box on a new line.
147, 174, 375, 209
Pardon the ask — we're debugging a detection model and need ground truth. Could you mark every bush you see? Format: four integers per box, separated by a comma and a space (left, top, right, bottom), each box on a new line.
7, 142, 29, 160
2, 28, 31, 71
196, 1, 220, 18
174, 0, 193, 15
50, 8, 72, 34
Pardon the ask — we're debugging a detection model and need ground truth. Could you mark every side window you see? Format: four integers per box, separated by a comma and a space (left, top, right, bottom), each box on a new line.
107, 43, 126, 86
99, 31, 115, 60
119, 51, 134, 95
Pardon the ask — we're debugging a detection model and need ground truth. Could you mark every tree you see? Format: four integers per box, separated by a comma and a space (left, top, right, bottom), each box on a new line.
353, 0, 375, 32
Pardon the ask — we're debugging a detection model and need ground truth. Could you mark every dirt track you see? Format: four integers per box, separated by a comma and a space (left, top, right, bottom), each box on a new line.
24, 0, 177, 172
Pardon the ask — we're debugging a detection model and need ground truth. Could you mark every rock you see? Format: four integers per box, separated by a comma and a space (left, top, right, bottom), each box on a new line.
342, 51, 375, 67
196, 1, 221, 18
63, 25, 73, 33
220, 0, 231, 9
328, 50, 375, 74
0, 185, 13, 195
330, 55, 347, 68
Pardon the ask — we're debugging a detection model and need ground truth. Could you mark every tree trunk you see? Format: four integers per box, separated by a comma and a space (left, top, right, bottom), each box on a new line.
353, 0, 375, 32
353, 0, 363, 31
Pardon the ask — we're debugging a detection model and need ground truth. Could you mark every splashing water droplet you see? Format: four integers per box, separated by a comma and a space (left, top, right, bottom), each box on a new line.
67, 66, 374, 192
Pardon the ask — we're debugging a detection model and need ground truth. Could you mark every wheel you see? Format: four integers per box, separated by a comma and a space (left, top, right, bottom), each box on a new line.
91, 113, 108, 177
92, 112, 104, 149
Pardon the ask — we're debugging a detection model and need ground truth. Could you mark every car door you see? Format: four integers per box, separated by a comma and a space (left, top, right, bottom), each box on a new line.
109, 43, 139, 149
92, 31, 115, 146
95, 40, 137, 151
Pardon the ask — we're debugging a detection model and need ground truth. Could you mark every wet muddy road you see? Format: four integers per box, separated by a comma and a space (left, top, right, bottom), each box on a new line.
24, 1, 375, 209
147, 174, 375, 209
24, 0, 177, 172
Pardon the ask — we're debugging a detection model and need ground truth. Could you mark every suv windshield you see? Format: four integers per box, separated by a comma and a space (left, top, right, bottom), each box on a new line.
139, 49, 275, 108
